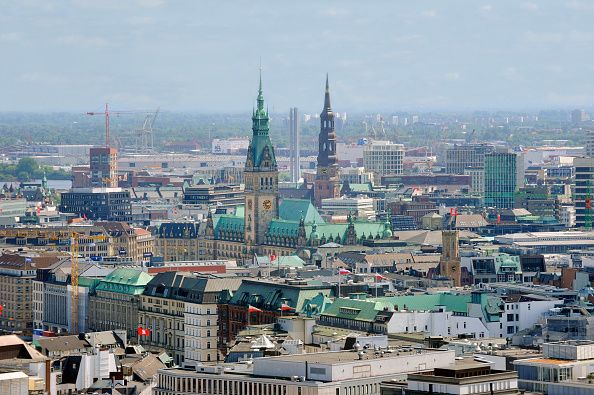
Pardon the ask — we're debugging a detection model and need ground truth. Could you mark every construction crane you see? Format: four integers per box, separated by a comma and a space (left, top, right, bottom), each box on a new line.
69, 232, 107, 334
86, 103, 156, 148
135, 108, 159, 154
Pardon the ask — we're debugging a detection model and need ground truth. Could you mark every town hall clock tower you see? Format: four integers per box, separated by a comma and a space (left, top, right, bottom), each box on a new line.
314, 75, 341, 207
244, 72, 279, 249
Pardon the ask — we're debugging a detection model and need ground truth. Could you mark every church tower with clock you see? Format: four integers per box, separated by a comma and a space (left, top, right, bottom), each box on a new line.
244, 72, 279, 249
314, 74, 341, 207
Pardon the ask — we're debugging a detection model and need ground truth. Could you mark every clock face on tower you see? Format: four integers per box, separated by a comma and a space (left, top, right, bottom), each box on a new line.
263, 200, 272, 210
321, 168, 328, 175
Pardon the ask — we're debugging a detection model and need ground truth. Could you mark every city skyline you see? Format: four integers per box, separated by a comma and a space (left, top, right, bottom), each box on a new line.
2, 1, 594, 112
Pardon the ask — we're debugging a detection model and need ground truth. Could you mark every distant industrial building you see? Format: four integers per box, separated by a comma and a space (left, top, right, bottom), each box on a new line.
211, 137, 249, 154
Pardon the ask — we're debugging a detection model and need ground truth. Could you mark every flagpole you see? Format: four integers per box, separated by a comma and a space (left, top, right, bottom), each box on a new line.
375, 275, 378, 298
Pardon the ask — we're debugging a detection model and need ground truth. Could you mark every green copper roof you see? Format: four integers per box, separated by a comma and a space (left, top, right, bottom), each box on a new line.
95, 268, 152, 295
301, 292, 333, 317
246, 72, 277, 170
494, 254, 522, 275
348, 183, 373, 193
323, 294, 472, 323
368, 293, 471, 315
279, 199, 326, 224
256, 254, 305, 267
229, 280, 333, 311
78, 277, 101, 290
214, 215, 245, 235
321, 297, 384, 322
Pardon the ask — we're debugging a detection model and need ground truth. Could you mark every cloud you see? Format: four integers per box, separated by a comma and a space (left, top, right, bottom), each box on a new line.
127, 16, 155, 26
502, 67, 522, 82
545, 92, 594, 106
566, 0, 594, 11
19, 72, 68, 84
55, 34, 110, 47
0, 32, 21, 42
480, 4, 493, 12
320, 7, 350, 17
520, 2, 539, 12
135, 0, 166, 7
421, 10, 437, 18
444, 72, 460, 81
523, 30, 594, 45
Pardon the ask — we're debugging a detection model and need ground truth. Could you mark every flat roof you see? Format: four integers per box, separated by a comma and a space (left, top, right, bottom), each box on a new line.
260, 348, 442, 364
520, 358, 574, 365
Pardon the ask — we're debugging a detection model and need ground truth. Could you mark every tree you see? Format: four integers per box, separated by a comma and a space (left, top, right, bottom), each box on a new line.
15, 158, 39, 180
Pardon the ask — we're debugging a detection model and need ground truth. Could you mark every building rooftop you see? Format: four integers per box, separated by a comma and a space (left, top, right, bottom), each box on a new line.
263, 348, 440, 364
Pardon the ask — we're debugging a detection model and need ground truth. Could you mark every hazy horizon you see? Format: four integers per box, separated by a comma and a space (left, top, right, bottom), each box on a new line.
2, 1, 594, 113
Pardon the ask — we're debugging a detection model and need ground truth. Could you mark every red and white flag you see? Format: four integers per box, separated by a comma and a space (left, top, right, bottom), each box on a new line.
375, 274, 386, 281
338, 268, 351, 275
280, 303, 294, 312
269, 254, 277, 262
248, 305, 262, 313
137, 327, 150, 336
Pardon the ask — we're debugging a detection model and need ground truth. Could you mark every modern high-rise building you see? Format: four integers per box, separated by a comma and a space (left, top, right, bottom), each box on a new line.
571, 109, 590, 123
464, 167, 485, 196
446, 143, 494, 175
90, 147, 118, 188
363, 140, 404, 181
585, 129, 594, 157
484, 152, 524, 209
289, 107, 300, 183
574, 157, 594, 228
314, 75, 341, 207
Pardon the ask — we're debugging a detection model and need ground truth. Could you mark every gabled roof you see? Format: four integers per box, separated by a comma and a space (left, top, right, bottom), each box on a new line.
37, 335, 90, 353
158, 222, 200, 239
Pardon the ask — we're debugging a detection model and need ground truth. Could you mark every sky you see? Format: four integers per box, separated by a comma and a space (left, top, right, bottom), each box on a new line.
2, 0, 594, 113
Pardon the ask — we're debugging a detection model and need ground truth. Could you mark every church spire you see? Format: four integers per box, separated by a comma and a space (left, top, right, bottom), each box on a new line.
257, 65, 264, 110
247, 69, 277, 170
324, 73, 331, 111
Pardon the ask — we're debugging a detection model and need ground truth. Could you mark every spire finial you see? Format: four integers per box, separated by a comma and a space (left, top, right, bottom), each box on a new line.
256, 61, 265, 110
325, 73, 329, 92
259, 59, 263, 94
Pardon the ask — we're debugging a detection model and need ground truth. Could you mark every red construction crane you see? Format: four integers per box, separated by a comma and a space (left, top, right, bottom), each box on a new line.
86, 103, 153, 148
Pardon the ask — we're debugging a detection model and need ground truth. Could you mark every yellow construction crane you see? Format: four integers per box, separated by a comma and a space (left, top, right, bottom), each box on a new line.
69, 232, 107, 335
0, 228, 109, 334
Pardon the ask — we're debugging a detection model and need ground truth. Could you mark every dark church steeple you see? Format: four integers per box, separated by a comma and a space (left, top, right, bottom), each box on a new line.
314, 74, 340, 207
